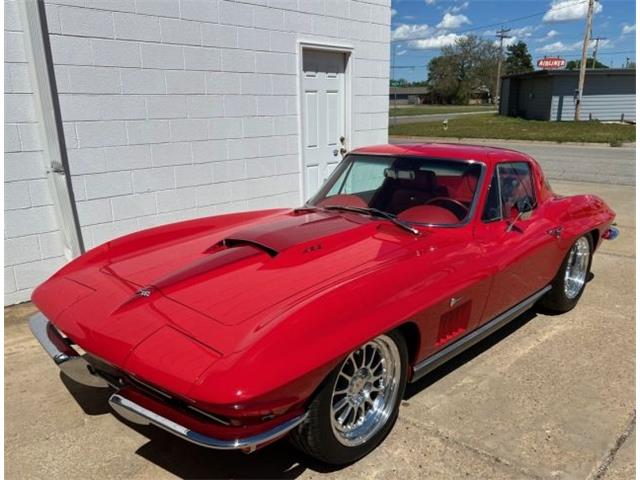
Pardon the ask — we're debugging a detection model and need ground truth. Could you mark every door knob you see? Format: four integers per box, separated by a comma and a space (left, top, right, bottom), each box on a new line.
339, 147, 347, 155
332, 149, 339, 156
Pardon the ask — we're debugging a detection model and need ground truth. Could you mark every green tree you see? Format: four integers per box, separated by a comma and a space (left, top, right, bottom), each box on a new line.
505, 41, 533, 75
390, 78, 409, 87
427, 35, 499, 104
566, 58, 609, 69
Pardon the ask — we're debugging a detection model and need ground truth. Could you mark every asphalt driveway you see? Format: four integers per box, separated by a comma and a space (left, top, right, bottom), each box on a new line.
4, 178, 635, 480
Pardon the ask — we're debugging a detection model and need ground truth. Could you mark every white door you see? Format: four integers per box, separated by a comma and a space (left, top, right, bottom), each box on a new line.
301, 49, 346, 199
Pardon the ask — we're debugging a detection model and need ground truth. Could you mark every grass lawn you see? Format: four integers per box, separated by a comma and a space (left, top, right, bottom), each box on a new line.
389, 105, 495, 116
389, 113, 636, 144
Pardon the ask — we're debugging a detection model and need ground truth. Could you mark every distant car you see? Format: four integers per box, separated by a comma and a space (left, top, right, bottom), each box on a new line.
30, 143, 618, 465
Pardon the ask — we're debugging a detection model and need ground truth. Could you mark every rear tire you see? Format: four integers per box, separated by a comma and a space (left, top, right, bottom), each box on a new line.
541, 235, 593, 312
289, 331, 408, 465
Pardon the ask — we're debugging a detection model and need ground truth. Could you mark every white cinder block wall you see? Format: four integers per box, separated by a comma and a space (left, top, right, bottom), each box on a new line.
4, 0, 390, 305
5, 0, 68, 305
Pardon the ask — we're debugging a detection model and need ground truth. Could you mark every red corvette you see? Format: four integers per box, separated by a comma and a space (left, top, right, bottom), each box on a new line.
30, 143, 617, 464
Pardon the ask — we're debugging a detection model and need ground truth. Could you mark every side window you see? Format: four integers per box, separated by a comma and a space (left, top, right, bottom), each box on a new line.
482, 162, 536, 222
482, 170, 501, 222
498, 162, 536, 218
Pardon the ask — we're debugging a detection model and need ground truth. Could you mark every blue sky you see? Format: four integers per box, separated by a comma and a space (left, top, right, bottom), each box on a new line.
391, 0, 637, 82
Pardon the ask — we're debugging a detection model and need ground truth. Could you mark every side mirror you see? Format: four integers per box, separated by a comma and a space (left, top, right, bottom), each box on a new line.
507, 196, 534, 232
515, 196, 533, 214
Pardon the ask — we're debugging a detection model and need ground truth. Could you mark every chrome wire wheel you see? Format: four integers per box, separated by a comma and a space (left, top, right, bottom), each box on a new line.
564, 237, 591, 299
329, 335, 402, 447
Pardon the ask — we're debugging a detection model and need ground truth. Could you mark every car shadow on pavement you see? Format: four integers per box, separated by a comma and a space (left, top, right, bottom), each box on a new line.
404, 308, 539, 399
60, 376, 338, 478
59, 303, 555, 478
60, 373, 113, 415
115, 413, 343, 479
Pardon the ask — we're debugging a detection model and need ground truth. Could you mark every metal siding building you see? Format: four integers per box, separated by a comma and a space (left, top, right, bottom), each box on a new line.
500, 69, 636, 122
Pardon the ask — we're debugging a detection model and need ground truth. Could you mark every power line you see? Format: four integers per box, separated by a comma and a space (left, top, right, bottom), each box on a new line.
391, 0, 588, 44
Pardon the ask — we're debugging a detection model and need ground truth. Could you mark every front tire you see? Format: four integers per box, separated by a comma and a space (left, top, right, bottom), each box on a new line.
290, 331, 408, 465
541, 234, 593, 312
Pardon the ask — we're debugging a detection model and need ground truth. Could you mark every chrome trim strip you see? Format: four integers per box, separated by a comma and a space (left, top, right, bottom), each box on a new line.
411, 285, 551, 383
29, 313, 109, 388
109, 393, 308, 452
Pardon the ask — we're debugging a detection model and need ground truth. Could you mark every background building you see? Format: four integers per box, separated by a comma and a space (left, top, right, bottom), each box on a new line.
4, 0, 391, 305
499, 69, 636, 122
389, 86, 428, 105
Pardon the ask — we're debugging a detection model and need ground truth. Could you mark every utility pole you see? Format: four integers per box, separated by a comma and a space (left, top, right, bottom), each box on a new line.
494, 27, 511, 110
575, 0, 595, 121
625, 57, 630, 69
591, 36, 606, 68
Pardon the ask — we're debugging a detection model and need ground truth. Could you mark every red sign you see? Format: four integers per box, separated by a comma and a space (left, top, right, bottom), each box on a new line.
537, 57, 566, 69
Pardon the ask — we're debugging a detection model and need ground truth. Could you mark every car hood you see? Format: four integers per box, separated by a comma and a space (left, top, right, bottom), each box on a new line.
35, 210, 413, 366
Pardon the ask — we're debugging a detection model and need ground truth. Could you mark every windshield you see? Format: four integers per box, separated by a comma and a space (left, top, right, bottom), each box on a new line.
308, 154, 484, 226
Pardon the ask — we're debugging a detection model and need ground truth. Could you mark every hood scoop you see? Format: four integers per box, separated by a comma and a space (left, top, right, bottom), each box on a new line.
213, 238, 278, 257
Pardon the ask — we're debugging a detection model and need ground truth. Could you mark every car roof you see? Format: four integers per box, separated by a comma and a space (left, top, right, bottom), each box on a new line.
351, 143, 533, 167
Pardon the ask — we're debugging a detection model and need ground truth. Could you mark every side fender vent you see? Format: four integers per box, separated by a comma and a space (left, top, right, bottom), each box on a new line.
436, 301, 471, 347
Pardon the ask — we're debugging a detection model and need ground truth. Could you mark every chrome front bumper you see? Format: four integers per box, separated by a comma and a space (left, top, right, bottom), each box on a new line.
109, 393, 307, 452
28, 313, 109, 387
29, 312, 307, 452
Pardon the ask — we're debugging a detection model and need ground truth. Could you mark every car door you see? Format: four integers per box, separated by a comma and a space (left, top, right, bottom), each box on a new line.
474, 160, 561, 322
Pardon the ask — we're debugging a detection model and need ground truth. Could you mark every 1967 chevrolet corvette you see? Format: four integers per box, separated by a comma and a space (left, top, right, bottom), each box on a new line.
30, 143, 618, 465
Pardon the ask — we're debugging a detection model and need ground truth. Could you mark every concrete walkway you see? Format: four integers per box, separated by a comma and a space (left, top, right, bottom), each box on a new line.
4, 179, 635, 479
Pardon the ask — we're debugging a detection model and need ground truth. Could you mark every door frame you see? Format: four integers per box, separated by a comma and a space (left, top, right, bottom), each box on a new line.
296, 40, 353, 203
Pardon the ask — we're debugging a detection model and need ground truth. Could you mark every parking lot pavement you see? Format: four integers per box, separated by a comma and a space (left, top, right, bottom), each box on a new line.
4, 181, 634, 480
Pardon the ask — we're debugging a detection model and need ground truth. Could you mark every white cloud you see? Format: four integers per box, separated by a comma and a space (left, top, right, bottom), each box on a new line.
397, 49, 407, 56
536, 41, 573, 53
425, 0, 437, 5
510, 25, 538, 38
409, 33, 466, 49
495, 36, 519, 48
449, 1, 469, 13
391, 23, 433, 40
543, 0, 603, 23
391, 8, 397, 16
437, 12, 471, 29
622, 24, 636, 34
536, 38, 609, 54
535, 30, 559, 42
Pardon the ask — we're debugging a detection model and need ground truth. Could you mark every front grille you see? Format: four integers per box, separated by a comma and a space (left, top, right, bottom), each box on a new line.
84, 353, 230, 426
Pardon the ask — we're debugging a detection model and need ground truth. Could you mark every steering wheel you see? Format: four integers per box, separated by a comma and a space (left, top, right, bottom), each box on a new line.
424, 197, 469, 220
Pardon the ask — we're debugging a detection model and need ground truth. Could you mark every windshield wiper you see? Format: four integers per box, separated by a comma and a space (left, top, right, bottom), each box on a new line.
322, 205, 420, 236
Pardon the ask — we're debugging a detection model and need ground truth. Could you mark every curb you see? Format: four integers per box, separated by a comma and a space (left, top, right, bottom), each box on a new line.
389, 136, 636, 149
